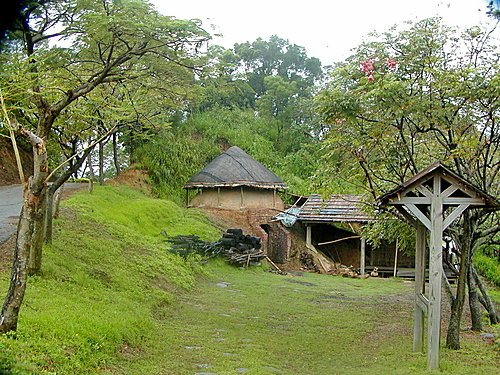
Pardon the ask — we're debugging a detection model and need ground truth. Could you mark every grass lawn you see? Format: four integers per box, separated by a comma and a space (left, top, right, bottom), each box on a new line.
114, 264, 499, 375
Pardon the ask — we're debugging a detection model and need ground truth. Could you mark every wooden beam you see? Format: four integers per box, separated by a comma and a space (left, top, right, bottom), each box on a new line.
416, 293, 429, 315
441, 185, 458, 198
413, 224, 426, 352
317, 235, 360, 246
390, 197, 431, 205
442, 197, 485, 205
395, 206, 419, 227
306, 225, 312, 247
443, 204, 469, 230
428, 175, 443, 370
393, 239, 399, 277
416, 185, 433, 198
406, 203, 431, 231
360, 238, 366, 276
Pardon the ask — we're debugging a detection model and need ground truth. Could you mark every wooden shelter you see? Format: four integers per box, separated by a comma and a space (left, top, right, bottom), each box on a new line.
184, 146, 287, 210
378, 162, 499, 370
297, 194, 375, 274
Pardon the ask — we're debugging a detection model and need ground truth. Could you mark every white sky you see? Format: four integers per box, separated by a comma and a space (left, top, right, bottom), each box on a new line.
151, 0, 496, 65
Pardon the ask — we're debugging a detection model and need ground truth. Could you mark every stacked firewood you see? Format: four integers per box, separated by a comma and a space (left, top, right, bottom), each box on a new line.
166, 229, 264, 268
219, 229, 265, 267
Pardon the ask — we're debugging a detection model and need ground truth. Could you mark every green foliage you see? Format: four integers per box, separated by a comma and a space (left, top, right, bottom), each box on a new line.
474, 252, 500, 287
318, 18, 500, 195
134, 107, 326, 199
362, 211, 416, 254
132, 130, 220, 203
0, 185, 220, 374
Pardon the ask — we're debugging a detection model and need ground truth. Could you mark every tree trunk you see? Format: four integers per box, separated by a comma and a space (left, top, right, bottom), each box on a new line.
472, 265, 499, 324
0, 191, 33, 332
112, 132, 120, 176
98, 141, 104, 186
28, 192, 47, 275
446, 213, 472, 350
52, 184, 64, 219
0, 133, 48, 332
468, 262, 482, 331
44, 188, 55, 245
88, 147, 94, 193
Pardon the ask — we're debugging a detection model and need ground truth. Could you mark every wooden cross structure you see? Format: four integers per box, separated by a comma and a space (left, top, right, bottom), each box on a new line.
378, 162, 499, 370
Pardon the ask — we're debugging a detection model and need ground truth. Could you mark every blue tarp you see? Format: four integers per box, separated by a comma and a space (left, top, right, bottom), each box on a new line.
275, 207, 301, 227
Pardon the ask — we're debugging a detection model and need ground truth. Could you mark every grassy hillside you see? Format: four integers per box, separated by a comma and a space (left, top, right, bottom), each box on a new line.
0, 186, 220, 374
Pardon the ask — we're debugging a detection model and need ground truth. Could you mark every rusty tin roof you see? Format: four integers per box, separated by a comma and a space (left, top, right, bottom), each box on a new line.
298, 194, 373, 223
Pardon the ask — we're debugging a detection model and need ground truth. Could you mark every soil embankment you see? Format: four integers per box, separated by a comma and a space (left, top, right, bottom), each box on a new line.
0, 138, 33, 186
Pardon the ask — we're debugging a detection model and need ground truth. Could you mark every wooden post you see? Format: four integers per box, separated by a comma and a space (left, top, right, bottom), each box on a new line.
306, 225, 312, 246
240, 186, 244, 208
217, 187, 221, 207
360, 238, 366, 275
273, 189, 276, 208
393, 239, 399, 277
185, 189, 189, 207
413, 224, 426, 352
428, 175, 443, 370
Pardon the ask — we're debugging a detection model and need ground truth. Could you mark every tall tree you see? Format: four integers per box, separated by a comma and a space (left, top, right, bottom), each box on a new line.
0, 0, 209, 333
318, 18, 499, 349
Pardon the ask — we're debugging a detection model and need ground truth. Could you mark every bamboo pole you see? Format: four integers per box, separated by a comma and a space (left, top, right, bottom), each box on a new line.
317, 235, 360, 246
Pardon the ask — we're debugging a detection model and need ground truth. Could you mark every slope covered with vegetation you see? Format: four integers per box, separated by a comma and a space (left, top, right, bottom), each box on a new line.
0, 186, 220, 374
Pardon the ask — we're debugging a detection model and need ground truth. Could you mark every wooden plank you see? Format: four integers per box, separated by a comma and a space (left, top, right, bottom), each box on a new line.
306, 225, 312, 247
416, 185, 433, 198
318, 235, 360, 246
413, 224, 426, 352
442, 197, 485, 205
406, 203, 431, 230
395, 206, 418, 227
360, 238, 366, 275
390, 197, 431, 205
428, 174, 442, 370
443, 204, 469, 230
416, 293, 429, 314
441, 184, 458, 198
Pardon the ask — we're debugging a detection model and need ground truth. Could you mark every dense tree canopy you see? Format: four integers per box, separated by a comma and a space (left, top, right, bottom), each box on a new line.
318, 17, 500, 349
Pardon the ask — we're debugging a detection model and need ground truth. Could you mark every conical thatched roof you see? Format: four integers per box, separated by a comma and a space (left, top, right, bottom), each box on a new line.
184, 146, 287, 190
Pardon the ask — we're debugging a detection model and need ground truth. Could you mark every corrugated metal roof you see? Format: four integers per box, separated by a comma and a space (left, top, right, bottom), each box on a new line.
184, 146, 287, 190
298, 194, 373, 223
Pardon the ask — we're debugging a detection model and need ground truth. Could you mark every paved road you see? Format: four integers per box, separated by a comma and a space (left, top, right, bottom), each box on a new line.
0, 183, 84, 244
0, 185, 23, 244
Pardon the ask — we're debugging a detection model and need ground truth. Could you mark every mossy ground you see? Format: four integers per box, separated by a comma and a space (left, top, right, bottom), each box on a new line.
0, 186, 498, 374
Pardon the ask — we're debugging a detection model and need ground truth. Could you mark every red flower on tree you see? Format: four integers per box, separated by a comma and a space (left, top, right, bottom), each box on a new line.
360, 59, 375, 81
386, 58, 398, 70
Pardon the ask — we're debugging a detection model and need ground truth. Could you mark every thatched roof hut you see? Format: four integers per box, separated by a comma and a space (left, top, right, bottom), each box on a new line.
184, 146, 287, 210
